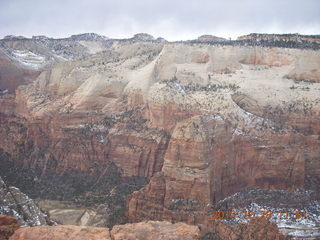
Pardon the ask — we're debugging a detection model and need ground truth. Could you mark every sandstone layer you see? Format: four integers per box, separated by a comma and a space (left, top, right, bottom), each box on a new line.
9, 221, 200, 240
9, 225, 111, 240
5, 218, 288, 240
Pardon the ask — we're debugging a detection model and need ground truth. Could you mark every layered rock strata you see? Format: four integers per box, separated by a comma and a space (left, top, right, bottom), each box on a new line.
0, 36, 319, 237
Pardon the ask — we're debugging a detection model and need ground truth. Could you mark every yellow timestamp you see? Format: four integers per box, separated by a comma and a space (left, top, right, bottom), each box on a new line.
209, 210, 308, 220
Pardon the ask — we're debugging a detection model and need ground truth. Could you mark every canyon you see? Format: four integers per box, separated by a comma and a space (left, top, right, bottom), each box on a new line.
0, 33, 319, 239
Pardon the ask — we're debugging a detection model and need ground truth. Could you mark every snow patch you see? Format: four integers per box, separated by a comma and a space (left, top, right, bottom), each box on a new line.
0, 89, 9, 95
11, 50, 46, 69
232, 128, 245, 135
98, 135, 105, 143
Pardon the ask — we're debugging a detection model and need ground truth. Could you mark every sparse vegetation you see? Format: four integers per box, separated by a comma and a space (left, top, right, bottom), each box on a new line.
187, 33, 320, 50
0, 149, 148, 227
164, 76, 240, 93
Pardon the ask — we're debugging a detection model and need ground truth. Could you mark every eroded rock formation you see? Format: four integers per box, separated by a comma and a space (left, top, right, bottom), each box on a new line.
0, 34, 319, 238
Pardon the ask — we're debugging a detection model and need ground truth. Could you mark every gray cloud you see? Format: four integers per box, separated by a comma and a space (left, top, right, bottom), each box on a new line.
0, 0, 319, 40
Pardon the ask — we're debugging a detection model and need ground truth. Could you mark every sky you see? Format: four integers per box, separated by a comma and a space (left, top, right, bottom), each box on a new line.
0, 0, 319, 41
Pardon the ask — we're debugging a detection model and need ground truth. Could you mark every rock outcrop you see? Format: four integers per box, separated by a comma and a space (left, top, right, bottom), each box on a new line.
111, 221, 200, 240
9, 221, 200, 240
9, 225, 111, 240
0, 215, 20, 240
6, 219, 288, 240
0, 177, 49, 227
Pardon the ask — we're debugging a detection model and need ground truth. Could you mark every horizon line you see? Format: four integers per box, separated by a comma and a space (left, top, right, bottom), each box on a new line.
1, 31, 320, 42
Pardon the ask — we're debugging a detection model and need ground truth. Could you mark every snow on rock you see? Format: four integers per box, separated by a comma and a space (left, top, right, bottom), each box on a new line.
0, 177, 50, 226
11, 50, 46, 69
214, 189, 320, 239
0, 89, 9, 95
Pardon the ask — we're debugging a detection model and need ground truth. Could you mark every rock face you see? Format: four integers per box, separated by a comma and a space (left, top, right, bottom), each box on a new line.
0, 34, 319, 237
9, 221, 200, 240
0, 215, 20, 240
0, 48, 40, 91
9, 225, 111, 240
0, 177, 49, 227
127, 115, 319, 224
0, 40, 167, 179
111, 221, 200, 240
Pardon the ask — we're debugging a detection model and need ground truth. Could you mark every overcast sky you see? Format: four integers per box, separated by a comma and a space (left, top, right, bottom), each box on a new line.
0, 0, 319, 40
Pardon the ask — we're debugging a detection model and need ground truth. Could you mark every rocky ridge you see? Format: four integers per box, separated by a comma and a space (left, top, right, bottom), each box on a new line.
0, 177, 50, 227
238, 33, 320, 44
